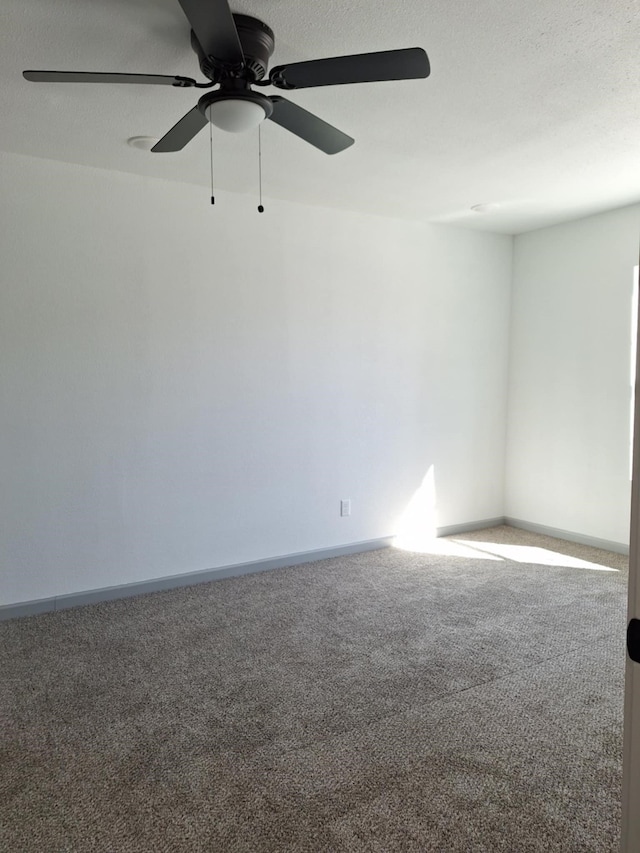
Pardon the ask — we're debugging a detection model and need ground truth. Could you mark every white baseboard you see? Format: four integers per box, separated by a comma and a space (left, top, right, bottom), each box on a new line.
505, 517, 629, 555
437, 517, 506, 537
0, 536, 393, 622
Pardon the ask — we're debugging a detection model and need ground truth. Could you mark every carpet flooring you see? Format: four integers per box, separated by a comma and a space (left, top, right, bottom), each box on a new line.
0, 526, 629, 852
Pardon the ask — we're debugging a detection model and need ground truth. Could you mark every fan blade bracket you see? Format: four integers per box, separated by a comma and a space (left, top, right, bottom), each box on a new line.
173, 75, 197, 88
268, 68, 294, 90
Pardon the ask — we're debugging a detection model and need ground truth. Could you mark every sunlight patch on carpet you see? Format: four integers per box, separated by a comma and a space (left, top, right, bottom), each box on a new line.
453, 540, 620, 571
393, 536, 504, 560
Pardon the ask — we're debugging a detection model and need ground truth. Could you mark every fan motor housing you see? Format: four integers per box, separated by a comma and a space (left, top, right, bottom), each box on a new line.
191, 14, 275, 82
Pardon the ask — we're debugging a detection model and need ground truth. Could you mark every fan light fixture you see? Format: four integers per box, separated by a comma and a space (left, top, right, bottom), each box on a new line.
201, 90, 273, 134
205, 99, 265, 133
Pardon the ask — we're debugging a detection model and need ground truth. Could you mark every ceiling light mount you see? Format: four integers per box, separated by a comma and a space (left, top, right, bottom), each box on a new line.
127, 136, 159, 151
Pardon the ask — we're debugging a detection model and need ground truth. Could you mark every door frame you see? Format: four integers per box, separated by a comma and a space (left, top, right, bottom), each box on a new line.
622, 260, 640, 852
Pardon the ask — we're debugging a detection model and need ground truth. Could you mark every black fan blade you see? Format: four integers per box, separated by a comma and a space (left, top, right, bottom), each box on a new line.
152, 106, 208, 152
177, 0, 243, 67
23, 70, 195, 86
268, 97, 354, 155
270, 47, 429, 90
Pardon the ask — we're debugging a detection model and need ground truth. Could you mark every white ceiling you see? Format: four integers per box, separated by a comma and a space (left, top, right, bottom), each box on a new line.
2, 0, 639, 233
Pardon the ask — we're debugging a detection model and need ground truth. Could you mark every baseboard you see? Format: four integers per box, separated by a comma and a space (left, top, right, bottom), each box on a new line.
437, 517, 506, 537
3, 517, 627, 622
0, 537, 394, 622
505, 517, 629, 555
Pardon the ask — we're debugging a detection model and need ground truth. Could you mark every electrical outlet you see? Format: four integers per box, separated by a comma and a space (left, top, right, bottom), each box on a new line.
340, 499, 351, 517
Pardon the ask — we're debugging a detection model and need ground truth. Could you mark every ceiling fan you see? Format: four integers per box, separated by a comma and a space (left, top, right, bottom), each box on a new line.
23, 0, 430, 156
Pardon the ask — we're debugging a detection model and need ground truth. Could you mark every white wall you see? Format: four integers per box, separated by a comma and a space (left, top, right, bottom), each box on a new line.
505, 203, 640, 547
0, 151, 512, 606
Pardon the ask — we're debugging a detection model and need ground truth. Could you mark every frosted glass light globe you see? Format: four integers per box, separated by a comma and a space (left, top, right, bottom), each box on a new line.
205, 99, 267, 133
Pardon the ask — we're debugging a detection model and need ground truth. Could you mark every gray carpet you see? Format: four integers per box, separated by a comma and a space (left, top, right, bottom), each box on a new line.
0, 525, 628, 852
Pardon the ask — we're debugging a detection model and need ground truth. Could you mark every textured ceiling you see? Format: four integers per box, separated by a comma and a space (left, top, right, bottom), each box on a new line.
2, 0, 640, 233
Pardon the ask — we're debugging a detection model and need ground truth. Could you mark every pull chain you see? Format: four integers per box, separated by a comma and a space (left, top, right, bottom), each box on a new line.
257, 125, 264, 213
209, 121, 215, 205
